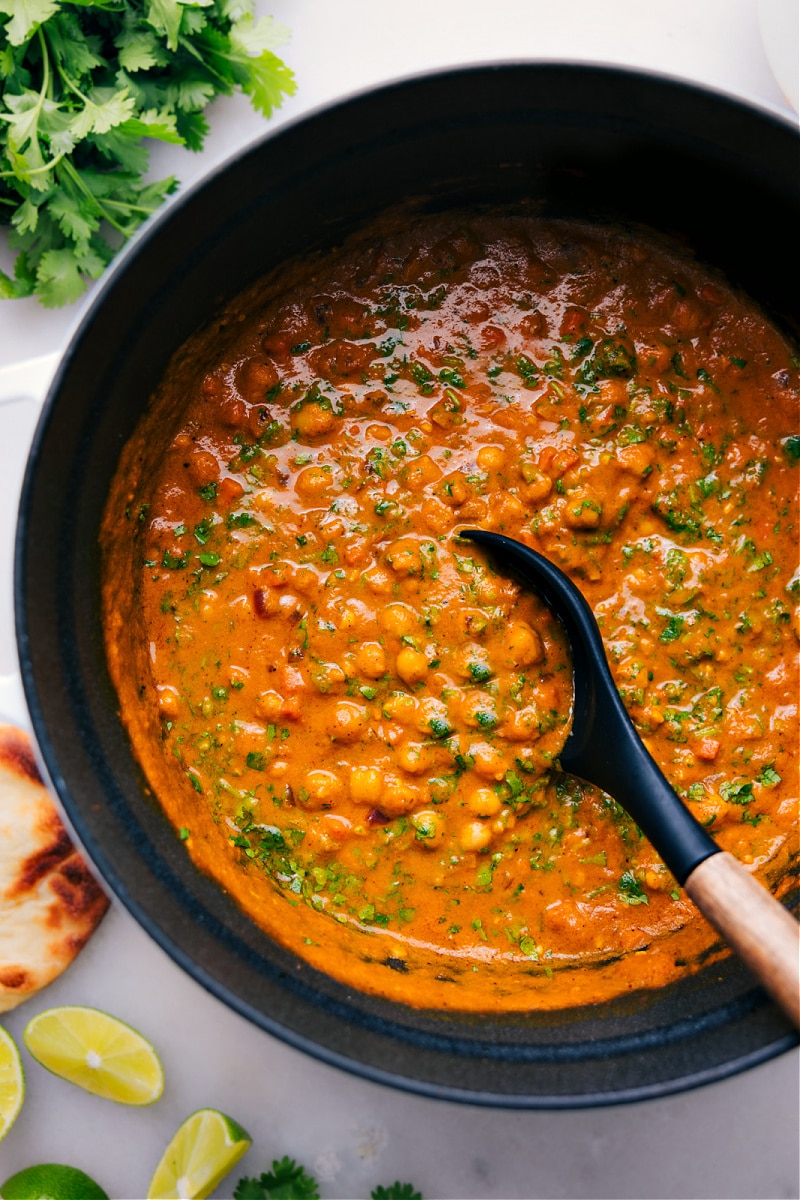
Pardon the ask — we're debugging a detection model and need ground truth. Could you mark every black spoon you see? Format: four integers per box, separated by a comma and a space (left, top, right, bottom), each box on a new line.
462, 529, 800, 1027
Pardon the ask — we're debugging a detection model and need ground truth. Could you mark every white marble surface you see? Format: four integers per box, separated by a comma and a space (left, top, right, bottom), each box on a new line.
1, 3, 799, 1198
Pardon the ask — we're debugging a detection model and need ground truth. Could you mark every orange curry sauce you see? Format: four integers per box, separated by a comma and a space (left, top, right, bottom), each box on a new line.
102, 216, 799, 1010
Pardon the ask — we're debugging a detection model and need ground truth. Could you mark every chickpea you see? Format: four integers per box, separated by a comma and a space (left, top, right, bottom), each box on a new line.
381, 775, 420, 815
421, 496, 454, 533
460, 819, 493, 852
501, 706, 542, 742
236, 358, 279, 403
460, 692, 499, 730
467, 787, 502, 817
293, 566, 321, 595
311, 662, 346, 694
292, 401, 337, 439
470, 741, 508, 781
303, 823, 339, 855
258, 562, 288, 588
363, 566, 394, 595
200, 373, 223, 402
395, 740, 434, 775
356, 641, 386, 679
520, 459, 553, 501
344, 539, 367, 566
350, 765, 384, 804
643, 864, 671, 892
383, 692, 418, 723
640, 705, 666, 728
386, 538, 421, 576
438, 471, 469, 506
255, 689, 283, 720
396, 647, 429, 685
453, 643, 492, 684
207, 407, 238, 446
456, 608, 489, 638
502, 621, 543, 667
199, 590, 219, 620
184, 449, 218, 488
400, 454, 442, 493
490, 491, 525, 527
319, 813, 354, 843
520, 476, 552, 504
295, 466, 333, 497
157, 687, 181, 718
416, 696, 452, 737
328, 701, 369, 742
475, 578, 499, 605
476, 445, 505, 472
300, 769, 344, 809
340, 599, 372, 629
379, 602, 418, 637
411, 810, 445, 846
563, 490, 603, 530
616, 443, 654, 476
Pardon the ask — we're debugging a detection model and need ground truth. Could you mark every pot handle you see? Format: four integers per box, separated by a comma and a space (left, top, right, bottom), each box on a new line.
0, 352, 61, 726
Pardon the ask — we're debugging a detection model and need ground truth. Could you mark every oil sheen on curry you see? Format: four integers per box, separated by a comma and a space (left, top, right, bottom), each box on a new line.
102, 215, 799, 1011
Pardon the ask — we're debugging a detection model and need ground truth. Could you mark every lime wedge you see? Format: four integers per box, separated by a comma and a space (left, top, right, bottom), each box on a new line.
0, 1026, 24, 1143
147, 1108, 252, 1200
23, 1006, 163, 1105
0, 1163, 109, 1200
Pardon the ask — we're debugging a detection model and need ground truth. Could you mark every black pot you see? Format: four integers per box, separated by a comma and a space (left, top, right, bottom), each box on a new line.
15, 62, 800, 1107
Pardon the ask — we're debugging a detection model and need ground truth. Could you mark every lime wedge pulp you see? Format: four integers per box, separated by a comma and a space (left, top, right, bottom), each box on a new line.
147, 1108, 252, 1200
23, 1005, 163, 1105
0, 1025, 24, 1143
0, 1163, 109, 1200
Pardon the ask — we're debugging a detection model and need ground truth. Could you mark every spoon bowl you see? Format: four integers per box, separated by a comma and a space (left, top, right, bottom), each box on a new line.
462, 529, 800, 1027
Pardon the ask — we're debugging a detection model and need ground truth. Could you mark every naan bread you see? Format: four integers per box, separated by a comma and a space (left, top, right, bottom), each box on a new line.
0, 724, 109, 1012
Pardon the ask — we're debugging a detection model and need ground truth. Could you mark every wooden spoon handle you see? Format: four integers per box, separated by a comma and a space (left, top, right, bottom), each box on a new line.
684, 852, 800, 1027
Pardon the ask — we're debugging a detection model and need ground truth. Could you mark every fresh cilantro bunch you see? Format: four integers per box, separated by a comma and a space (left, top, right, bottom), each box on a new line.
233, 1156, 423, 1200
0, 0, 295, 305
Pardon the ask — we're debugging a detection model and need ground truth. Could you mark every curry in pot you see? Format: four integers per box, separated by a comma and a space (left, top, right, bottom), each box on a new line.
102, 215, 799, 1010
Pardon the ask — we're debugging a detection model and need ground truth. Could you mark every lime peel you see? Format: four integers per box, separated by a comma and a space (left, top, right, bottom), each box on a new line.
23, 1005, 164, 1106
0, 1163, 109, 1200
0, 1025, 24, 1144
147, 1108, 252, 1200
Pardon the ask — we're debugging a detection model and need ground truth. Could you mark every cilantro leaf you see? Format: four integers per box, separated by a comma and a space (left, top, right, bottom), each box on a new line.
35, 246, 88, 304
233, 1179, 271, 1200
235, 1158, 320, 1200
372, 1185, 423, 1200
0, 0, 60, 47
239, 47, 295, 117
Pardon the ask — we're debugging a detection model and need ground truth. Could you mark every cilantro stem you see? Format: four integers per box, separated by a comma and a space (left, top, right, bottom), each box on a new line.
38, 28, 50, 104
178, 35, 229, 86
101, 199, 167, 216
0, 151, 66, 179
58, 157, 128, 235
56, 69, 90, 105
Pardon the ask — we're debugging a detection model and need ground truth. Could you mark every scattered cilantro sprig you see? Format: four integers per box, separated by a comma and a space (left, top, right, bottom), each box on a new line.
0, 0, 295, 304
233, 1157, 422, 1200
234, 1157, 320, 1200
371, 1186, 423, 1200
